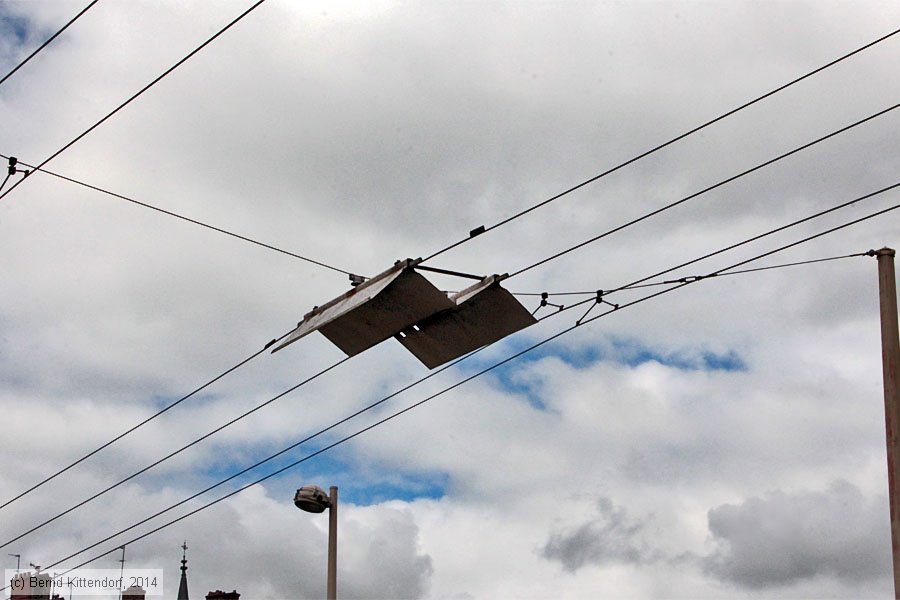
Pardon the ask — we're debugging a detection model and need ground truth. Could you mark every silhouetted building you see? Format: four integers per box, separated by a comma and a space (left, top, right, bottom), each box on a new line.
122, 584, 146, 600
177, 542, 190, 600
205, 591, 240, 600
10, 570, 51, 600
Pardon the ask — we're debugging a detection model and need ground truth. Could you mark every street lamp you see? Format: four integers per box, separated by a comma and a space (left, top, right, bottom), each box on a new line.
294, 485, 338, 600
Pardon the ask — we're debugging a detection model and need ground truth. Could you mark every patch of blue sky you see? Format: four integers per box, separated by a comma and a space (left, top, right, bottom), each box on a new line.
0, 6, 33, 48
454, 332, 746, 393
609, 337, 747, 372
193, 439, 449, 507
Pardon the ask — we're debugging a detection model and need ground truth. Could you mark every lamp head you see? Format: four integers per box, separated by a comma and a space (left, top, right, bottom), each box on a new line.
294, 485, 331, 513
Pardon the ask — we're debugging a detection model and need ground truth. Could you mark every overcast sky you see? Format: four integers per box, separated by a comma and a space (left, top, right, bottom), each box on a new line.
1, 1, 900, 598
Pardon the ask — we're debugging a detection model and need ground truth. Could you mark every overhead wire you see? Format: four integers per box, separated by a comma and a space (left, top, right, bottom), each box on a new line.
6, 178, 898, 547
31, 210, 896, 579
420, 27, 900, 264
0, 154, 362, 278
514, 181, 900, 299
0, 2, 895, 578
506, 102, 900, 279
0, 0, 269, 202
0, 0, 100, 88
516, 253, 869, 300
21, 187, 899, 577
0, 330, 293, 512
0, 354, 351, 549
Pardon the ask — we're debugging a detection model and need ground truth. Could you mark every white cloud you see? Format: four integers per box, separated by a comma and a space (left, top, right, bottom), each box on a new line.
1, 1, 899, 598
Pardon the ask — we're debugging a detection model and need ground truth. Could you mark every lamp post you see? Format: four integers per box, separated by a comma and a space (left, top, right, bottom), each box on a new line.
294, 485, 338, 600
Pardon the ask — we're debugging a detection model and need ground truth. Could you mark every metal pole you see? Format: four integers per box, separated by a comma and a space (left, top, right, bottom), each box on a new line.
118, 546, 126, 600
877, 247, 900, 599
327, 486, 338, 600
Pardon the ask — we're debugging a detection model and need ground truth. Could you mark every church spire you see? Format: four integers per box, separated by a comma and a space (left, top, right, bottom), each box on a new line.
177, 541, 189, 600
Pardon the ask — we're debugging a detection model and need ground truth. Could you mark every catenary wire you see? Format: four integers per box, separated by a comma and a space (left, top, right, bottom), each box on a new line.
0, 0, 100, 88
0, 154, 362, 277
0, 0, 269, 202
507, 102, 900, 279
516, 253, 869, 299
29, 197, 899, 576
0, 329, 293, 512
535, 182, 899, 320
2, 13, 894, 572
7, 180, 897, 548
513, 181, 900, 298
420, 27, 900, 264
0, 354, 350, 549
603, 184, 899, 295
34, 211, 895, 577
31, 283, 691, 573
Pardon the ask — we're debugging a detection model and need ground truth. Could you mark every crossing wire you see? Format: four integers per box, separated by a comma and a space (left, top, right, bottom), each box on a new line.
507, 102, 900, 279
22, 195, 899, 578
0, 355, 350, 549
0, 329, 293, 512
521, 254, 870, 297
5, 178, 897, 546
515, 181, 900, 298
0, 0, 269, 202
420, 27, 900, 264
0, 154, 362, 277
0, 0, 100, 88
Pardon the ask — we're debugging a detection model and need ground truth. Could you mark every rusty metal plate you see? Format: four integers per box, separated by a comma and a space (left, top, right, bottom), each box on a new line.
273, 258, 455, 356
395, 275, 537, 368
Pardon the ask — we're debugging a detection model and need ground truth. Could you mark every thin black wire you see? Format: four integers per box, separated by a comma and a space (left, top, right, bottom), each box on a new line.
0, 330, 293, 512
0, 354, 349, 549
603, 182, 900, 295
0, 0, 269, 202
626, 254, 869, 288
508, 103, 900, 278
540, 184, 900, 320
9, 179, 898, 552
39, 345, 489, 569
514, 181, 900, 298
0, 0, 100, 88
0, 154, 361, 277
420, 27, 900, 264
521, 254, 866, 300
37, 283, 674, 574
2, 12, 893, 574
0, 172, 10, 192
34, 201, 894, 577
11, 181, 898, 568
24, 290, 588, 566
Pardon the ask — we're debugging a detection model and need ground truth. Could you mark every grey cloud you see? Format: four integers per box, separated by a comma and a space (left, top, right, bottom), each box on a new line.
541, 497, 658, 572
702, 481, 891, 589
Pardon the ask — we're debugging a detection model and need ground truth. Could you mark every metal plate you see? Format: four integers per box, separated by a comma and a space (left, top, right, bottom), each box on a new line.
273, 258, 455, 356
395, 275, 537, 368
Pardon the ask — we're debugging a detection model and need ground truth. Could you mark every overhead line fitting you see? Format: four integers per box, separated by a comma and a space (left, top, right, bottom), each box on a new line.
0, 157, 30, 191
274, 257, 535, 368
576, 290, 619, 325
531, 292, 565, 316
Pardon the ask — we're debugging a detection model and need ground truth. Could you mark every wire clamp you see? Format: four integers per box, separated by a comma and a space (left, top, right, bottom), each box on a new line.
348, 274, 365, 287
576, 290, 617, 325
531, 292, 564, 316
6, 156, 29, 178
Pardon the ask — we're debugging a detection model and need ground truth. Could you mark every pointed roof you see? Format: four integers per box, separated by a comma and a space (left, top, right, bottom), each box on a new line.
177, 541, 189, 600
